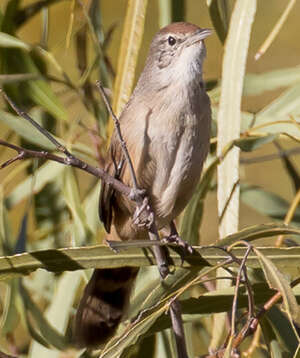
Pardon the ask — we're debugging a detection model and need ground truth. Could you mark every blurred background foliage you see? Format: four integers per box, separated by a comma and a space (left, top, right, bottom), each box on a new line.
0, 0, 300, 357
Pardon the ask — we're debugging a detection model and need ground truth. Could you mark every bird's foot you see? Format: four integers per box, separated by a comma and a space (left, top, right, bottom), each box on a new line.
132, 196, 154, 229
161, 234, 194, 254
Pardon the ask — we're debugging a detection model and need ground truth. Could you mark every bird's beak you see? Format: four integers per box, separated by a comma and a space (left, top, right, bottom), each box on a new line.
188, 28, 213, 46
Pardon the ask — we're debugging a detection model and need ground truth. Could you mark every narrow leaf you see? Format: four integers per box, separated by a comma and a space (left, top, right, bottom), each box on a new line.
244, 66, 300, 96
6, 161, 66, 208
234, 134, 278, 152
29, 271, 81, 356
1, 242, 300, 279
254, 248, 299, 320
240, 184, 300, 224
266, 306, 299, 354
207, 0, 230, 43
0, 32, 30, 50
61, 167, 91, 245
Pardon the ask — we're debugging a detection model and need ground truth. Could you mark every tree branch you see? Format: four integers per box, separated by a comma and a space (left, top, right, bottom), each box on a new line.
0, 139, 132, 199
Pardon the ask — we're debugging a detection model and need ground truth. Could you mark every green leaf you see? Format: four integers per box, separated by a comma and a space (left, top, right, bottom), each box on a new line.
4, 49, 67, 121
0, 110, 56, 150
155, 330, 175, 358
100, 269, 201, 357
129, 267, 198, 319
121, 334, 156, 358
207, 0, 230, 43
20, 282, 70, 351
260, 316, 285, 358
171, 0, 185, 22
0, 279, 20, 336
240, 184, 300, 224
83, 183, 101, 235
23, 65, 67, 122
0, 109, 95, 157
0, 31, 30, 50
14, 0, 62, 28
99, 301, 163, 358
220, 222, 300, 246
254, 247, 299, 320
258, 80, 300, 118
61, 167, 91, 245
275, 141, 300, 193
6, 161, 66, 209
266, 306, 299, 354
234, 134, 278, 152
103, 283, 300, 356
28, 271, 81, 355
244, 66, 300, 96
253, 83, 300, 138
148, 284, 300, 336
1, 242, 300, 279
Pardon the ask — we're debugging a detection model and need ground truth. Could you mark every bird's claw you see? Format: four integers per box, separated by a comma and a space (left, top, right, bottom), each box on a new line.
162, 234, 194, 254
161, 234, 194, 265
132, 196, 154, 229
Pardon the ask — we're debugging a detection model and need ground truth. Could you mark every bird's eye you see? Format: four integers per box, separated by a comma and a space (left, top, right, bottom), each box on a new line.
168, 36, 176, 46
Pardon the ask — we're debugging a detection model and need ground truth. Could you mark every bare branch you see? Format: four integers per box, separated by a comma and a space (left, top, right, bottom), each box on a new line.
96, 81, 140, 193
0, 139, 131, 199
1, 89, 73, 156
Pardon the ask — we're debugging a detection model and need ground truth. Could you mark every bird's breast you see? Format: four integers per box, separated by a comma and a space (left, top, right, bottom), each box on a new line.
148, 99, 210, 225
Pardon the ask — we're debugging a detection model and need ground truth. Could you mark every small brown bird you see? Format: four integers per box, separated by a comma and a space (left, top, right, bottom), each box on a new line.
74, 22, 212, 348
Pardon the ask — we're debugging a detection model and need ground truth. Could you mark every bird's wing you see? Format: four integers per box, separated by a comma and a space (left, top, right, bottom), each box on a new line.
98, 135, 125, 233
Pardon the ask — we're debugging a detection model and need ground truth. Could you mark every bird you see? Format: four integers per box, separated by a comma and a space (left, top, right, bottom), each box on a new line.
74, 21, 212, 348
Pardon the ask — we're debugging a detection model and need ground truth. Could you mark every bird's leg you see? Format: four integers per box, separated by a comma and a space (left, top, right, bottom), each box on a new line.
162, 221, 194, 254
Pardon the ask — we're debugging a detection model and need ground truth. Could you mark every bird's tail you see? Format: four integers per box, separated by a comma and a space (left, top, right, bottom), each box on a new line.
73, 267, 138, 348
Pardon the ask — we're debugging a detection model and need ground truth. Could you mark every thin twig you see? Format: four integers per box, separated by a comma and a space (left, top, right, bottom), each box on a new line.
230, 244, 252, 337
231, 278, 300, 352
276, 188, 300, 247
254, 0, 296, 60
0, 89, 72, 157
0, 139, 131, 199
96, 81, 140, 193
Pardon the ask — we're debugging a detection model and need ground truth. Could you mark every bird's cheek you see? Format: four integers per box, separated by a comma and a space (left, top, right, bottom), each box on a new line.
158, 52, 173, 69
